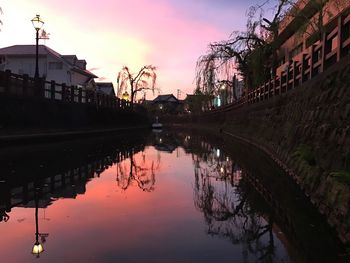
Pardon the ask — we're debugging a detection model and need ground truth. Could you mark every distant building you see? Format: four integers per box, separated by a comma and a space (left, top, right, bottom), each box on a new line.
152, 94, 182, 114
0, 45, 98, 89
95, 82, 116, 97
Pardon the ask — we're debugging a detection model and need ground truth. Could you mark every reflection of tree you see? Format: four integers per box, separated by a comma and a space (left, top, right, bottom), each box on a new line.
0, 188, 10, 223
116, 149, 160, 192
193, 142, 277, 262
0, 209, 9, 222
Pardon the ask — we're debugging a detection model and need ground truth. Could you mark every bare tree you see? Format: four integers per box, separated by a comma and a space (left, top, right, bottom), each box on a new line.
117, 65, 157, 108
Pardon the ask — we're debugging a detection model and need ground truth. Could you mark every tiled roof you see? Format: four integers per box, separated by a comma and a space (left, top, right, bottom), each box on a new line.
153, 94, 179, 103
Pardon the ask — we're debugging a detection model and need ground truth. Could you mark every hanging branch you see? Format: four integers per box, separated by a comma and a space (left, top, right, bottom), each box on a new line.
117, 65, 157, 108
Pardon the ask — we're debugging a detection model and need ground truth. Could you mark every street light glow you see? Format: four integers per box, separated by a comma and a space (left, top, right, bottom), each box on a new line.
31, 15, 44, 31
32, 242, 44, 257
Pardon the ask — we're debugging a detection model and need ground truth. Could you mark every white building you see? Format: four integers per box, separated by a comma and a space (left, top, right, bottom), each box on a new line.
0, 45, 97, 89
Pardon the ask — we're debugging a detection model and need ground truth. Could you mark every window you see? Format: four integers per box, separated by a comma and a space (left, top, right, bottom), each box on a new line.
49, 62, 63, 70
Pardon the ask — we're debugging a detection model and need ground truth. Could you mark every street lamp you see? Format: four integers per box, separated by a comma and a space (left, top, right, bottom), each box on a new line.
31, 15, 44, 79
122, 91, 130, 101
220, 83, 227, 106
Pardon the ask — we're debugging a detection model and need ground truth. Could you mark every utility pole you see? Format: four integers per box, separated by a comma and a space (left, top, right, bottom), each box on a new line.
177, 89, 182, 99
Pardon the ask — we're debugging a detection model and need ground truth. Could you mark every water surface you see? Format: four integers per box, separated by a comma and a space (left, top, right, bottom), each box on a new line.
0, 130, 348, 262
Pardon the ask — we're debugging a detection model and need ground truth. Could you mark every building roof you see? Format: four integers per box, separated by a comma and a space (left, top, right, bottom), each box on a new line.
152, 94, 180, 103
0, 45, 61, 57
0, 45, 98, 78
96, 82, 115, 96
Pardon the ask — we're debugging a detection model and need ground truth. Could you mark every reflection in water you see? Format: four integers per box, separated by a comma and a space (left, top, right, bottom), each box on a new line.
0, 130, 348, 262
116, 149, 159, 192
32, 189, 48, 258
192, 140, 278, 262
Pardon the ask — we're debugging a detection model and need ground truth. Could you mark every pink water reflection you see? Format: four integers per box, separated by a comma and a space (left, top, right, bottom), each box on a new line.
0, 144, 294, 262
0, 147, 207, 262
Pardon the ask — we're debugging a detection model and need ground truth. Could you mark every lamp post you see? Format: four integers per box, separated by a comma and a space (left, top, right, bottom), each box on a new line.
31, 15, 44, 80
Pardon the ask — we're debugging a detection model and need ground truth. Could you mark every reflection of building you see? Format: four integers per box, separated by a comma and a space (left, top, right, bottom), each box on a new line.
0, 45, 97, 89
151, 131, 180, 153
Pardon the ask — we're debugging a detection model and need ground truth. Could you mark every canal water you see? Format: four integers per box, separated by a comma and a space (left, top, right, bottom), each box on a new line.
0, 130, 348, 262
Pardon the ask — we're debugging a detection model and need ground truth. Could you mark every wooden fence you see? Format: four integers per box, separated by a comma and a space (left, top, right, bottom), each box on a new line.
209, 7, 350, 113
0, 70, 130, 110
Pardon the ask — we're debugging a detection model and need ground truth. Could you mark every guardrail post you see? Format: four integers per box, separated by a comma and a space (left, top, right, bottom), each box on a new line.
78, 87, 82, 103
310, 44, 315, 78
50, 80, 56, 100
62, 83, 66, 102
321, 32, 326, 73
292, 61, 297, 88
337, 15, 342, 62
70, 86, 75, 102
22, 74, 29, 96
4, 70, 11, 94
301, 54, 306, 83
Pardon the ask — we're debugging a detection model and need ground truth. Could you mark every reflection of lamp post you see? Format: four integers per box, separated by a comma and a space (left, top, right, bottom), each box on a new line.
31, 15, 44, 80
32, 192, 44, 258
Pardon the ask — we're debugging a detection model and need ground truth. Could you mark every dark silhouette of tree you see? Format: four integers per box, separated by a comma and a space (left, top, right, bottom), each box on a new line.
0, 209, 9, 222
117, 65, 157, 108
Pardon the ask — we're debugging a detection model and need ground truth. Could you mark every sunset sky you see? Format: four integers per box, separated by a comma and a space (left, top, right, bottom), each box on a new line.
1, 0, 260, 99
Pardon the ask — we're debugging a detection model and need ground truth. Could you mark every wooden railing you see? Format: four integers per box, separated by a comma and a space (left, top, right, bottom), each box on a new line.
0, 70, 130, 110
209, 7, 350, 113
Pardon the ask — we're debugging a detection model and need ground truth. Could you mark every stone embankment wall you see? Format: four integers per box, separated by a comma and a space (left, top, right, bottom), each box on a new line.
178, 58, 350, 243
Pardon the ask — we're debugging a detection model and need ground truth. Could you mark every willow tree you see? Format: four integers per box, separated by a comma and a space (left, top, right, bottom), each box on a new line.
196, 0, 292, 96
196, 24, 268, 96
117, 65, 157, 108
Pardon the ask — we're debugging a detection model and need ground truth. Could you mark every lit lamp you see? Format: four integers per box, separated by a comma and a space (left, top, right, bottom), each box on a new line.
31, 14, 44, 79
221, 83, 226, 106
32, 242, 44, 257
122, 91, 129, 101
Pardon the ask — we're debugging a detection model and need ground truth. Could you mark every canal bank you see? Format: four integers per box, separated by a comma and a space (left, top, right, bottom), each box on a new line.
168, 56, 350, 244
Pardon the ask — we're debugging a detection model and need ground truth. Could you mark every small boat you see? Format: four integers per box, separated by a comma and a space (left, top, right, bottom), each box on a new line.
152, 116, 163, 129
